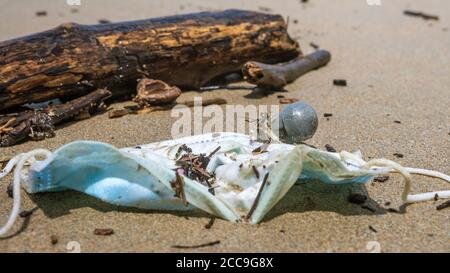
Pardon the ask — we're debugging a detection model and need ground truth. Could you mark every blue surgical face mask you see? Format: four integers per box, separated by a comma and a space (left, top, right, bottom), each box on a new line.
1, 132, 449, 236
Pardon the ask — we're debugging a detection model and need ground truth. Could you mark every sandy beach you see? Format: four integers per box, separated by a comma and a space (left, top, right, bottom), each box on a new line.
0, 0, 449, 252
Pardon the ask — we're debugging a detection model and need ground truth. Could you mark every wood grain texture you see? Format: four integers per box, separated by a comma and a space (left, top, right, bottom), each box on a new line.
0, 10, 301, 111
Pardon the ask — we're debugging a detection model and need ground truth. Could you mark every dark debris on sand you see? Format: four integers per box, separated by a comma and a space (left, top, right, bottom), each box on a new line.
94, 228, 115, 236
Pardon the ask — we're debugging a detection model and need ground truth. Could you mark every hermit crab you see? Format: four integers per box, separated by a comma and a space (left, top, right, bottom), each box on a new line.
1, 130, 449, 236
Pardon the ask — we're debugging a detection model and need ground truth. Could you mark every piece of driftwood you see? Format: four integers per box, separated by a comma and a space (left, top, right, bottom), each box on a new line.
0, 89, 111, 147
108, 97, 228, 119
133, 78, 181, 106
0, 10, 300, 112
242, 49, 331, 88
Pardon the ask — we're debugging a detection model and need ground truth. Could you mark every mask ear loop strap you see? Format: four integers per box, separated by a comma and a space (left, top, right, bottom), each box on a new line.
339, 151, 450, 203
400, 167, 450, 202
0, 149, 52, 237
364, 159, 450, 203
364, 159, 412, 202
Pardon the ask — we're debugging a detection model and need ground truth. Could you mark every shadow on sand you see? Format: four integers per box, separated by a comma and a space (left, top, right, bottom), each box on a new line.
3, 180, 409, 239
31, 180, 403, 221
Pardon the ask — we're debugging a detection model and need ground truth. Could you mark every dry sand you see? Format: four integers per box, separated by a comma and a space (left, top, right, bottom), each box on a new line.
0, 0, 449, 252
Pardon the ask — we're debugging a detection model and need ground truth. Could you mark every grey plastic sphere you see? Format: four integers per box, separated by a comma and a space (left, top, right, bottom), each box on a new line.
278, 101, 318, 143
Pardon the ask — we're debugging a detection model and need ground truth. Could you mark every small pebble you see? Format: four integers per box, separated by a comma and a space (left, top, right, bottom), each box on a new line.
310, 42, 319, 49
323, 113, 333, 118
333, 79, 347, 86
393, 153, 404, 158
7, 182, 13, 198
325, 144, 337, 153
36, 11, 47, 17
374, 176, 389, 183
50, 235, 59, 245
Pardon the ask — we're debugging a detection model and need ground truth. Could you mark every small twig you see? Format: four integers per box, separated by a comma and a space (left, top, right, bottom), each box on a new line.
0, 118, 16, 133
19, 207, 38, 218
436, 200, 450, 210
246, 173, 270, 220
0, 89, 111, 147
252, 165, 260, 179
93, 228, 115, 236
109, 98, 228, 119
204, 218, 216, 229
171, 172, 188, 207
172, 240, 221, 249
199, 85, 255, 91
404, 10, 439, 21
180, 98, 227, 107
242, 49, 331, 88
208, 146, 221, 158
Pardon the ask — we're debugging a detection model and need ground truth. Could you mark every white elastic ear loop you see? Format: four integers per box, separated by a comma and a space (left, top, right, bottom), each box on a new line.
364, 159, 412, 202
402, 167, 450, 202
340, 151, 450, 203
0, 149, 52, 237
364, 158, 450, 203
0, 154, 22, 180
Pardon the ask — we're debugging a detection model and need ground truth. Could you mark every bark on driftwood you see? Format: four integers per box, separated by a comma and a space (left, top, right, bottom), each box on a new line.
0, 10, 300, 112
0, 89, 110, 147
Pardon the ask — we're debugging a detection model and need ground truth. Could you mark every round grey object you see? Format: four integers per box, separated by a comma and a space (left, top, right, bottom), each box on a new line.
278, 101, 318, 143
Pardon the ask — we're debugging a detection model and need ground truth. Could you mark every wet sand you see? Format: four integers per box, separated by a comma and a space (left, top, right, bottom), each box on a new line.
0, 0, 449, 252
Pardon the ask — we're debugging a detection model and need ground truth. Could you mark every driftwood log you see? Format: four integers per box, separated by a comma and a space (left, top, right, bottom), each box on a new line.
0, 10, 300, 112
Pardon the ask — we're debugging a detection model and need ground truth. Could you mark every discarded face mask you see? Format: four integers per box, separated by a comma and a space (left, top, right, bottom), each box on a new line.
1, 132, 449, 236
